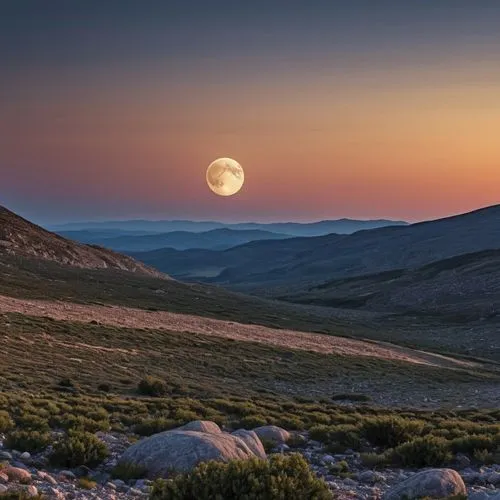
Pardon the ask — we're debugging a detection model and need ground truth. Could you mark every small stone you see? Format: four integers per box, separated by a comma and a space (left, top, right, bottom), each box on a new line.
4, 466, 32, 483
0, 472, 8, 484
0, 451, 13, 460
454, 453, 471, 470
26, 485, 38, 497
468, 491, 492, 500
129, 487, 143, 496
48, 488, 66, 500
0, 484, 7, 494
106, 482, 117, 490
36, 470, 57, 485
59, 470, 76, 481
322, 455, 335, 463
75, 465, 92, 477
343, 478, 358, 487
488, 472, 500, 486
20, 452, 31, 461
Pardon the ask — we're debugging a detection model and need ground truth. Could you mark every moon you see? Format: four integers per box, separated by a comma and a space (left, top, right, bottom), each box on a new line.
206, 157, 244, 196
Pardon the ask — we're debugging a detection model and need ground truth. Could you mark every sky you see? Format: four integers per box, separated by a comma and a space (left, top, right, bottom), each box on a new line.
1, 1, 499, 224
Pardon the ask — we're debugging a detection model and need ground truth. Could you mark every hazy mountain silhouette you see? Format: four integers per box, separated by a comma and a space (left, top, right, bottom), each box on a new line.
58, 228, 293, 251
131, 205, 500, 294
50, 218, 407, 237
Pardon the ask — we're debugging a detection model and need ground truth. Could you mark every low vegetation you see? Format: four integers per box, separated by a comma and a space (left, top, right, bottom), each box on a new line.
49, 430, 109, 468
149, 454, 333, 500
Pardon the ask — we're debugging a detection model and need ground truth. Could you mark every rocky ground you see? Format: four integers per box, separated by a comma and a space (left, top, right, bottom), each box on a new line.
2, 426, 500, 500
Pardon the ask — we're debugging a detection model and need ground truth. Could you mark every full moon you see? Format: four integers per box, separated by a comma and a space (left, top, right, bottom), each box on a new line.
206, 157, 244, 196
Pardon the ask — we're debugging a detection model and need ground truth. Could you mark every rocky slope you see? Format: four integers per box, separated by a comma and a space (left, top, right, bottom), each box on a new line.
0, 206, 166, 278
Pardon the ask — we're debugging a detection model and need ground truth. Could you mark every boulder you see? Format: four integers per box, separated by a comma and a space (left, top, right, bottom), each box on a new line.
3, 466, 32, 483
119, 430, 257, 478
176, 420, 221, 434
253, 425, 290, 444
383, 469, 466, 500
231, 429, 266, 459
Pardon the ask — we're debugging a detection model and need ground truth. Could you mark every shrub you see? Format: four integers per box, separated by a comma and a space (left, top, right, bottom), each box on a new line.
360, 452, 390, 469
137, 376, 168, 397
451, 434, 498, 454
309, 425, 331, 443
4, 430, 52, 452
391, 436, 452, 467
361, 416, 426, 448
277, 415, 305, 431
56, 414, 110, 432
327, 425, 362, 452
78, 477, 97, 489
237, 414, 268, 429
50, 431, 109, 467
134, 418, 179, 436
150, 453, 333, 499
111, 461, 148, 481
473, 448, 495, 465
0, 410, 14, 433
14, 414, 50, 432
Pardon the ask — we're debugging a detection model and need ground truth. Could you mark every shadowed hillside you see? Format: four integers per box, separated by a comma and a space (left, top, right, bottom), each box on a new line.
131, 205, 500, 293
0, 205, 166, 278
280, 249, 500, 322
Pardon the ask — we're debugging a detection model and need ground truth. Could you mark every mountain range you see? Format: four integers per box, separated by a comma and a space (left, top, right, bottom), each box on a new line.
130, 204, 500, 321
51, 217, 408, 237
57, 228, 293, 251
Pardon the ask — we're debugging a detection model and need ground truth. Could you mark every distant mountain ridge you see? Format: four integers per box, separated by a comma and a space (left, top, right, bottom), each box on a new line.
131, 204, 500, 295
58, 228, 293, 251
50, 217, 408, 237
0, 206, 166, 278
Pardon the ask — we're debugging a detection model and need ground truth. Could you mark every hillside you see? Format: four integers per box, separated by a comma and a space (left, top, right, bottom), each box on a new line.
280, 249, 500, 322
59, 227, 293, 251
132, 205, 500, 291
0, 205, 165, 278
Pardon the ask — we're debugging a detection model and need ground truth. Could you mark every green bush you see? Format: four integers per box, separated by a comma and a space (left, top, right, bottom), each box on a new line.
0, 492, 45, 499
14, 414, 50, 432
327, 425, 362, 452
150, 453, 333, 500
0, 410, 14, 433
134, 418, 179, 436
361, 416, 426, 448
56, 414, 110, 433
238, 414, 268, 429
50, 431, 109, 467
391, 436, 452, 467
111, 461, 148, 481
4, 430, 52, 452
137, 376, 168, 397
451, 434, 499, 454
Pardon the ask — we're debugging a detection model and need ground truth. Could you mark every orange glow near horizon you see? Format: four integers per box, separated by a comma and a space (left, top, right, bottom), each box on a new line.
1, 57, 499, 222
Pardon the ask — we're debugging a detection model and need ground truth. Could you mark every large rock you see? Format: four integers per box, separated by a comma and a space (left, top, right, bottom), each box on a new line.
3, 466, 32, 483
119, 430, 257, 478
383, 469, 466, 500
231, 429, 266, 459
176, 420, 221, 434
253, 425, 290, 444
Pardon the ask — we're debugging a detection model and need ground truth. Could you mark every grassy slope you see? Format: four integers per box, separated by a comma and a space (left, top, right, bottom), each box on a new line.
1, 313, 498, 409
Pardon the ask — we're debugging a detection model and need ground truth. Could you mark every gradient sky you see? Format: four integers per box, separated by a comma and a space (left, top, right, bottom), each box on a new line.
1, 1, 499, 223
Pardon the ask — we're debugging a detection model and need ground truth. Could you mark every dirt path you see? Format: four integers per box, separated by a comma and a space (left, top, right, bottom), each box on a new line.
0, 294, 478, 369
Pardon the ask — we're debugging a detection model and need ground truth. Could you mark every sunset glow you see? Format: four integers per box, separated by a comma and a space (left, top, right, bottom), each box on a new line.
1, 1, 499, 223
